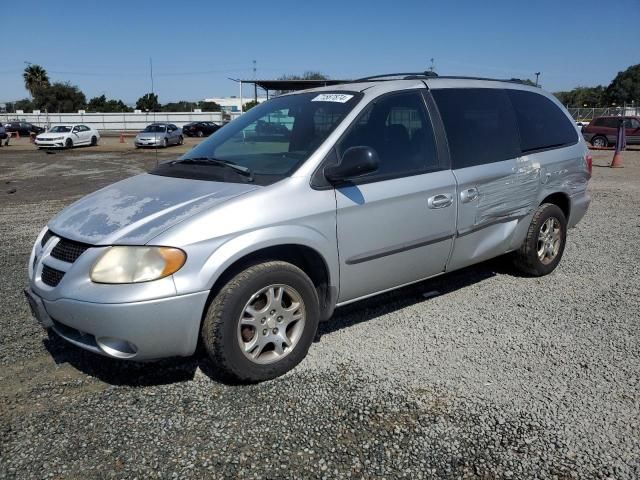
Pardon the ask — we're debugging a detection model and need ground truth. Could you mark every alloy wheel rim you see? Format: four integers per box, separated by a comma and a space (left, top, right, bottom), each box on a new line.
237, 284, 306, 365
537, 217, 562, 265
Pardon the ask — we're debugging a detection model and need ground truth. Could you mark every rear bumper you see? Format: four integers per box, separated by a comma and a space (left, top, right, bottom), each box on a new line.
568, 191, 591, 228
25, 287, 209, 360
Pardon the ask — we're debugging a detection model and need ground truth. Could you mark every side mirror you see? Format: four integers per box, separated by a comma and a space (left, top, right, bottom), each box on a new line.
324, 146, 379, 184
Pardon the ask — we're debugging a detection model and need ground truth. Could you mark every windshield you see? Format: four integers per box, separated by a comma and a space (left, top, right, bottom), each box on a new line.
49, 126, 71, 133
143, 124, 167, 133
151, 91, 361, 185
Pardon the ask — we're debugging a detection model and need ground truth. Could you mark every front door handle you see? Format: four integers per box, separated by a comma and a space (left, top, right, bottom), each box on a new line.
460, 187, 479, 203
427, 193, 453, 209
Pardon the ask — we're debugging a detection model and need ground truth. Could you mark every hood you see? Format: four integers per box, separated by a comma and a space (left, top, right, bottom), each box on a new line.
136, 131, 165, 139
48, 174, 259, 245
38, 132, 67, 139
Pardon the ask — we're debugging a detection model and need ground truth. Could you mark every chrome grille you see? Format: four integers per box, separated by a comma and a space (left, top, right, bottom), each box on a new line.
41, 265, 65, 287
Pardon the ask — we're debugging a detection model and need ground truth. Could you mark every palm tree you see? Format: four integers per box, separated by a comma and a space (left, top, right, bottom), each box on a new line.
23, 64, 50, 97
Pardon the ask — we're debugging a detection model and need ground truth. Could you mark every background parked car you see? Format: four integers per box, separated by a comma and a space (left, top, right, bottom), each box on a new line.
35, 124, 100, 149
135, 123, 183, 148
582, 116, 640, 147
182, 121, 221, 137
4, 121, 45, 136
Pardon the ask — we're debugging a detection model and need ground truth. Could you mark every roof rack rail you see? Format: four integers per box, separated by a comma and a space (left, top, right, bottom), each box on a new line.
432, 75, 533, 85
353, 74, 536, 86
354, 71, 439, 82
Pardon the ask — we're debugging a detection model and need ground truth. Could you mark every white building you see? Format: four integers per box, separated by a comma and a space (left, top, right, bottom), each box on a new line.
203, 96, 267, 113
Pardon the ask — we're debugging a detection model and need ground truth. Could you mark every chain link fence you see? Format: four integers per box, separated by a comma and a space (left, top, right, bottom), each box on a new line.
567, 105, 640, 122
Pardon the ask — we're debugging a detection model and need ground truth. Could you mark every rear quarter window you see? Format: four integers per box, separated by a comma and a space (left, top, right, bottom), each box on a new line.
432, 88, 520, 169
507, 90, 577, 152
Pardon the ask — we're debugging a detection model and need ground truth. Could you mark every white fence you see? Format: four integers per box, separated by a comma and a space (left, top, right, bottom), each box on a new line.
0, 111, 242, 133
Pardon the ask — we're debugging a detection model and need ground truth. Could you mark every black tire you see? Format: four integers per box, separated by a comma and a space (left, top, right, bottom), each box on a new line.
65, 138, 73, 149
196, 130, 203, 137
90, 136, 98, 146
591, 135, 608, 148
162, 138, 168, 148
178, 135, 184, 145
201, 261, 319, 383
512, 203, 567, 276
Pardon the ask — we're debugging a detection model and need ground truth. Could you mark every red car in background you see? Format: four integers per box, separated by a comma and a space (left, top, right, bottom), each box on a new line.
582, 116, 640, 147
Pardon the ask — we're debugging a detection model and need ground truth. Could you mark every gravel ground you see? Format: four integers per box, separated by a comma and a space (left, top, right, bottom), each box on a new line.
1, 147, 638, 479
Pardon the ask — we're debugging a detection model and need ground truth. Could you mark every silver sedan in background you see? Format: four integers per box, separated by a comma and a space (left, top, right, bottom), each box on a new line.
134, 123, 183, 148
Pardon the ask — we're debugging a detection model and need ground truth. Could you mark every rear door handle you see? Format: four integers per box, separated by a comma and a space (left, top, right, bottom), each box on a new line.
427, 193, 453, 209
460, 187, 479, 203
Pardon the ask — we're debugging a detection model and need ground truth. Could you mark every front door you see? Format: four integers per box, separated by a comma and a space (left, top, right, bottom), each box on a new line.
335, 90, 456, 302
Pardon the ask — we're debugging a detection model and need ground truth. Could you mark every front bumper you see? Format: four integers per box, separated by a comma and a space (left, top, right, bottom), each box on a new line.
25, 287, 209, 360
135, 138, 162, 147
35, 139, 65, 148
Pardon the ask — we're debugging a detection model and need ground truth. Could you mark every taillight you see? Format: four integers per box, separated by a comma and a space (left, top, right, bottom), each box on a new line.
585, 154, 592, 177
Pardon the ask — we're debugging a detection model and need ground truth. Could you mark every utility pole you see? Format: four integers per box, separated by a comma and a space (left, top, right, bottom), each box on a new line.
534, 72, 541, 87
253, 60, 257, 103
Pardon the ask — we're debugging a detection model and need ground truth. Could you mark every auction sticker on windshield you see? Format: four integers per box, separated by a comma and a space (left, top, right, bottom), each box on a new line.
311, 93, 354, 103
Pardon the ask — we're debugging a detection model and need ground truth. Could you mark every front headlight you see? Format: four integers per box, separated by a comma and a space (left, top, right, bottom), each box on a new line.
90, 246, 186, 284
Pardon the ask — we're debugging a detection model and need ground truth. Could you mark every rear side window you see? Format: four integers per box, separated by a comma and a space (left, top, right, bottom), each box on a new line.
507, 90, 577, 152
594, 118, 619, 128
432, 88, 520, 169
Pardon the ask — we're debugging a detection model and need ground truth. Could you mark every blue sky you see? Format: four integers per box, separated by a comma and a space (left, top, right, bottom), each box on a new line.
2, 0, 639, 104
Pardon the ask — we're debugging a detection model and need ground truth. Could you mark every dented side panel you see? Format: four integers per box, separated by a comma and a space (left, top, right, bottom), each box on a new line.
446, 141, 589, 272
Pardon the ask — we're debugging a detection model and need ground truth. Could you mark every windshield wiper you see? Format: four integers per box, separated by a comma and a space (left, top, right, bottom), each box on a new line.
172, 157, 254, 182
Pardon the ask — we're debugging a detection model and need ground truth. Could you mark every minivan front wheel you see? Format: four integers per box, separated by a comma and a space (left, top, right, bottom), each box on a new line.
513, 203, 567, 276
201, 261, 319, 382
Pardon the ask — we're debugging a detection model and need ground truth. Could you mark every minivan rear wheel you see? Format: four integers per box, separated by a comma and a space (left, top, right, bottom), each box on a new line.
591, 135, 608, 148
201, 261, 319, 382
512, 203, 567, 276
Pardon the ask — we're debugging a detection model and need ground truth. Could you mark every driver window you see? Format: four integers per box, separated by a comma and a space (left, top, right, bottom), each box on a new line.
338, 91, 439, 180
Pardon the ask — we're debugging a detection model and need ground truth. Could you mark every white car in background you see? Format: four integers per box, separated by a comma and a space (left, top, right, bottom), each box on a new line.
35, 124, 100, 149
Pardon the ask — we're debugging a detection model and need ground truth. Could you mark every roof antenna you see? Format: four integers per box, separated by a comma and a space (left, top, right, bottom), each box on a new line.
429, 58, 435, 74
150, 57, 158, 167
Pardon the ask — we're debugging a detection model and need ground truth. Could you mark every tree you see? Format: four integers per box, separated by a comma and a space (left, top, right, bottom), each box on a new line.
279, 71, 329, 81
161, 100, 198, 112
554, 86, 606, 107
275, 71, 330, 94
33, 82, 86, 113
23, 64, 50, 97
510, 78, 537, 87
198, 101, 221, 112
135, 93, 160, 111
242, 100, 260, 111
87, 94, 132, 112
605, 64, 640, 105
10, 98, 34, 112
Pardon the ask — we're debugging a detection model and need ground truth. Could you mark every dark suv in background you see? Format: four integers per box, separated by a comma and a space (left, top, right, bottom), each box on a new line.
4, 121, 45, 136
582, 116, 640, 147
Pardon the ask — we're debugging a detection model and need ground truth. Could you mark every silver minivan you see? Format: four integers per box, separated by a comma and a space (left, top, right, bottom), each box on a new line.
25, 74, 591, 382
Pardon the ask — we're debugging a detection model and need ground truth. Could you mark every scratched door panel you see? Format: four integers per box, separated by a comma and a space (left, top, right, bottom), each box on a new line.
447, 157, 539, 271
